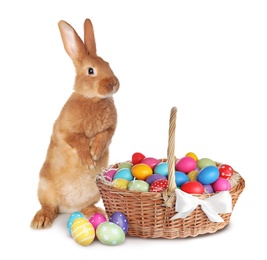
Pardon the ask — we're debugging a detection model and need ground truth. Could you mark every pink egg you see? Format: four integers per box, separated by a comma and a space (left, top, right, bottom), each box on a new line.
104, 168, 117, 181
141, 157, 161, 170
212, 177, 231, 192
89, 213, 107, 230
175, 156, 197, 173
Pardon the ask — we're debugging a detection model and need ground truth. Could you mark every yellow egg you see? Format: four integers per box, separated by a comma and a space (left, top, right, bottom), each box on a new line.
131, 163, 153, 180
112, 178, 129, 189
188, 170, 199, 181
71, 218, 95, 246
185, 152, 198, 161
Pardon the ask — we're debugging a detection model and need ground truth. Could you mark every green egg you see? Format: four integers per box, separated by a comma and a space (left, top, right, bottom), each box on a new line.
197, 158, 216, 169
128, 180, 150, 192
118, 161, 133, 170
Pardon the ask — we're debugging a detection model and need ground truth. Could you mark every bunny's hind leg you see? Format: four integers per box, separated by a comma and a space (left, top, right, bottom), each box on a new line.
31, 205, 58, 229
81, 205, 108, 221
31, 168, 59, 229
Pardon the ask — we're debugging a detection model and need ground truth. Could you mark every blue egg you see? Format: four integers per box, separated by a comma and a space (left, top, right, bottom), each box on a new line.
175, 171, 189, 187
67, 211, 85, 236
197, 166, 219, 185
154, 162, 168, 177
113, 168, 134, 181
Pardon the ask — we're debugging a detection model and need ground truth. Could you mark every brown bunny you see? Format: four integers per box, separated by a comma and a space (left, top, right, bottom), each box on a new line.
31, 18, 119, 229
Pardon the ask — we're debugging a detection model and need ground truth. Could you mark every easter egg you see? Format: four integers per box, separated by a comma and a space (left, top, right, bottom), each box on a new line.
67, 211, 85, 236
185, 152, 198, 161
118, 161, 133, 170
197, 165, 219, 185
181, 181, 204, 194
188, 170, 199, 181
113, 168, 133, 181
204, 184, 214, 193
131, 163, 153, 180
128, 180, 150, 192
175, 156, 197, 173
175, 171, 189, 187
89, 213, 107, 230
154, 162, 169, 177
109, 212, 129, 234
112, 178, 129, 189
218, 164, 234, 179
212, 177, 231, 192
96, 222, 125, 246
197, 158, 216, 169
146, 173, 167, 185
149, 179, 168, 192
132, 152, 146, 165
141, 157, 161, 169
104, 168, 117, 181
71, 218, 95, 246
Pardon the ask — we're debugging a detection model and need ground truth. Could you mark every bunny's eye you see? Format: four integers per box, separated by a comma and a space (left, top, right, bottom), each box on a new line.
88, 67, 95, 75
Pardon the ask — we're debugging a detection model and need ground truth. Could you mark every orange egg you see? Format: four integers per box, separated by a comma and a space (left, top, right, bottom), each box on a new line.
131, 163, 153, 180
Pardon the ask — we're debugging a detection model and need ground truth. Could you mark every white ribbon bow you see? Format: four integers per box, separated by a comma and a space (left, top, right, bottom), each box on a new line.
170, 189, 232, 222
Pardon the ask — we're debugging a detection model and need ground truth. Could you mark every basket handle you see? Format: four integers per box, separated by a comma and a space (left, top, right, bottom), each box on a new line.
167, 106, 177, 193
163, 107, 177, 206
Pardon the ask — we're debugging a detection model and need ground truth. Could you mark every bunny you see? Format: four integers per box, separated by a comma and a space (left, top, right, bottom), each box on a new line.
31, 18, 119, 229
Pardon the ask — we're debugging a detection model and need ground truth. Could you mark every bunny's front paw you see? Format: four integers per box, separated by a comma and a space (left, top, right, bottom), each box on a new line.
90, 138, 106, 161
80, 154, 96, 169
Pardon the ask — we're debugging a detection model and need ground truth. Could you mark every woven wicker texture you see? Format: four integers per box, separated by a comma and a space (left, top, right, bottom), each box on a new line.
96, 107, 245, 239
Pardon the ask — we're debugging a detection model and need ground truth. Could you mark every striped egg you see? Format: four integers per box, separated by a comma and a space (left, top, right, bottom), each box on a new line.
71, 217, 95, 246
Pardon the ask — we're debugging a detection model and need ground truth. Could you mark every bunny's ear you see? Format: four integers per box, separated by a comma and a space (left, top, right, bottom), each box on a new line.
84, 18, 97, 56
58, 20, 87, 61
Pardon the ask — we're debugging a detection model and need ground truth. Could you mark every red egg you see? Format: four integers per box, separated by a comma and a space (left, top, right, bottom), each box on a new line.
181, 181, 204, 194
175, 156, 197, 173
132, 152, 146, 165
149, 179, 168, 192
218, 164, 234, 179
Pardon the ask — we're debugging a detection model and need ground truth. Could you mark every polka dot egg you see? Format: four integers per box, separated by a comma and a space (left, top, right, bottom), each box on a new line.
109, 212, 129, 234
89, 213, 107, 231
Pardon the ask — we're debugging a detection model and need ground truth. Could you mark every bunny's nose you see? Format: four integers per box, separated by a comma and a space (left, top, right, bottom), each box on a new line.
109, 80, 117, 87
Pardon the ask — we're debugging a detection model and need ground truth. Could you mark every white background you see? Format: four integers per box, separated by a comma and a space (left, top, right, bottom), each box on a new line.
0, 0, 266, 258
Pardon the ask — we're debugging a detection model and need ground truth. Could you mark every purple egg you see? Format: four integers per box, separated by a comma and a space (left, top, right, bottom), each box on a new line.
109, 212, 129, 234
203, 184, 214, 194
146, 173, 167, 185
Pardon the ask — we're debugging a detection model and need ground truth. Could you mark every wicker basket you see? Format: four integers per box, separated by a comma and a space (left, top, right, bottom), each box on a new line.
96, 107, 245, 239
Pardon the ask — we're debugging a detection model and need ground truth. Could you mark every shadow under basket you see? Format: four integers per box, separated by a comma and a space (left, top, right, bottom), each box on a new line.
96, 107, 245, 239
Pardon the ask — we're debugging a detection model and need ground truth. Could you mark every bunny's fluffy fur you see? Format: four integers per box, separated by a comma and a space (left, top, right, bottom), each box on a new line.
31, 19, 119, 229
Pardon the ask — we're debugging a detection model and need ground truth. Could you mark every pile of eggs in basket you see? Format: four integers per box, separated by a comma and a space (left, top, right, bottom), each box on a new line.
103, 152, 234, 194
67, 211, 128, 246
